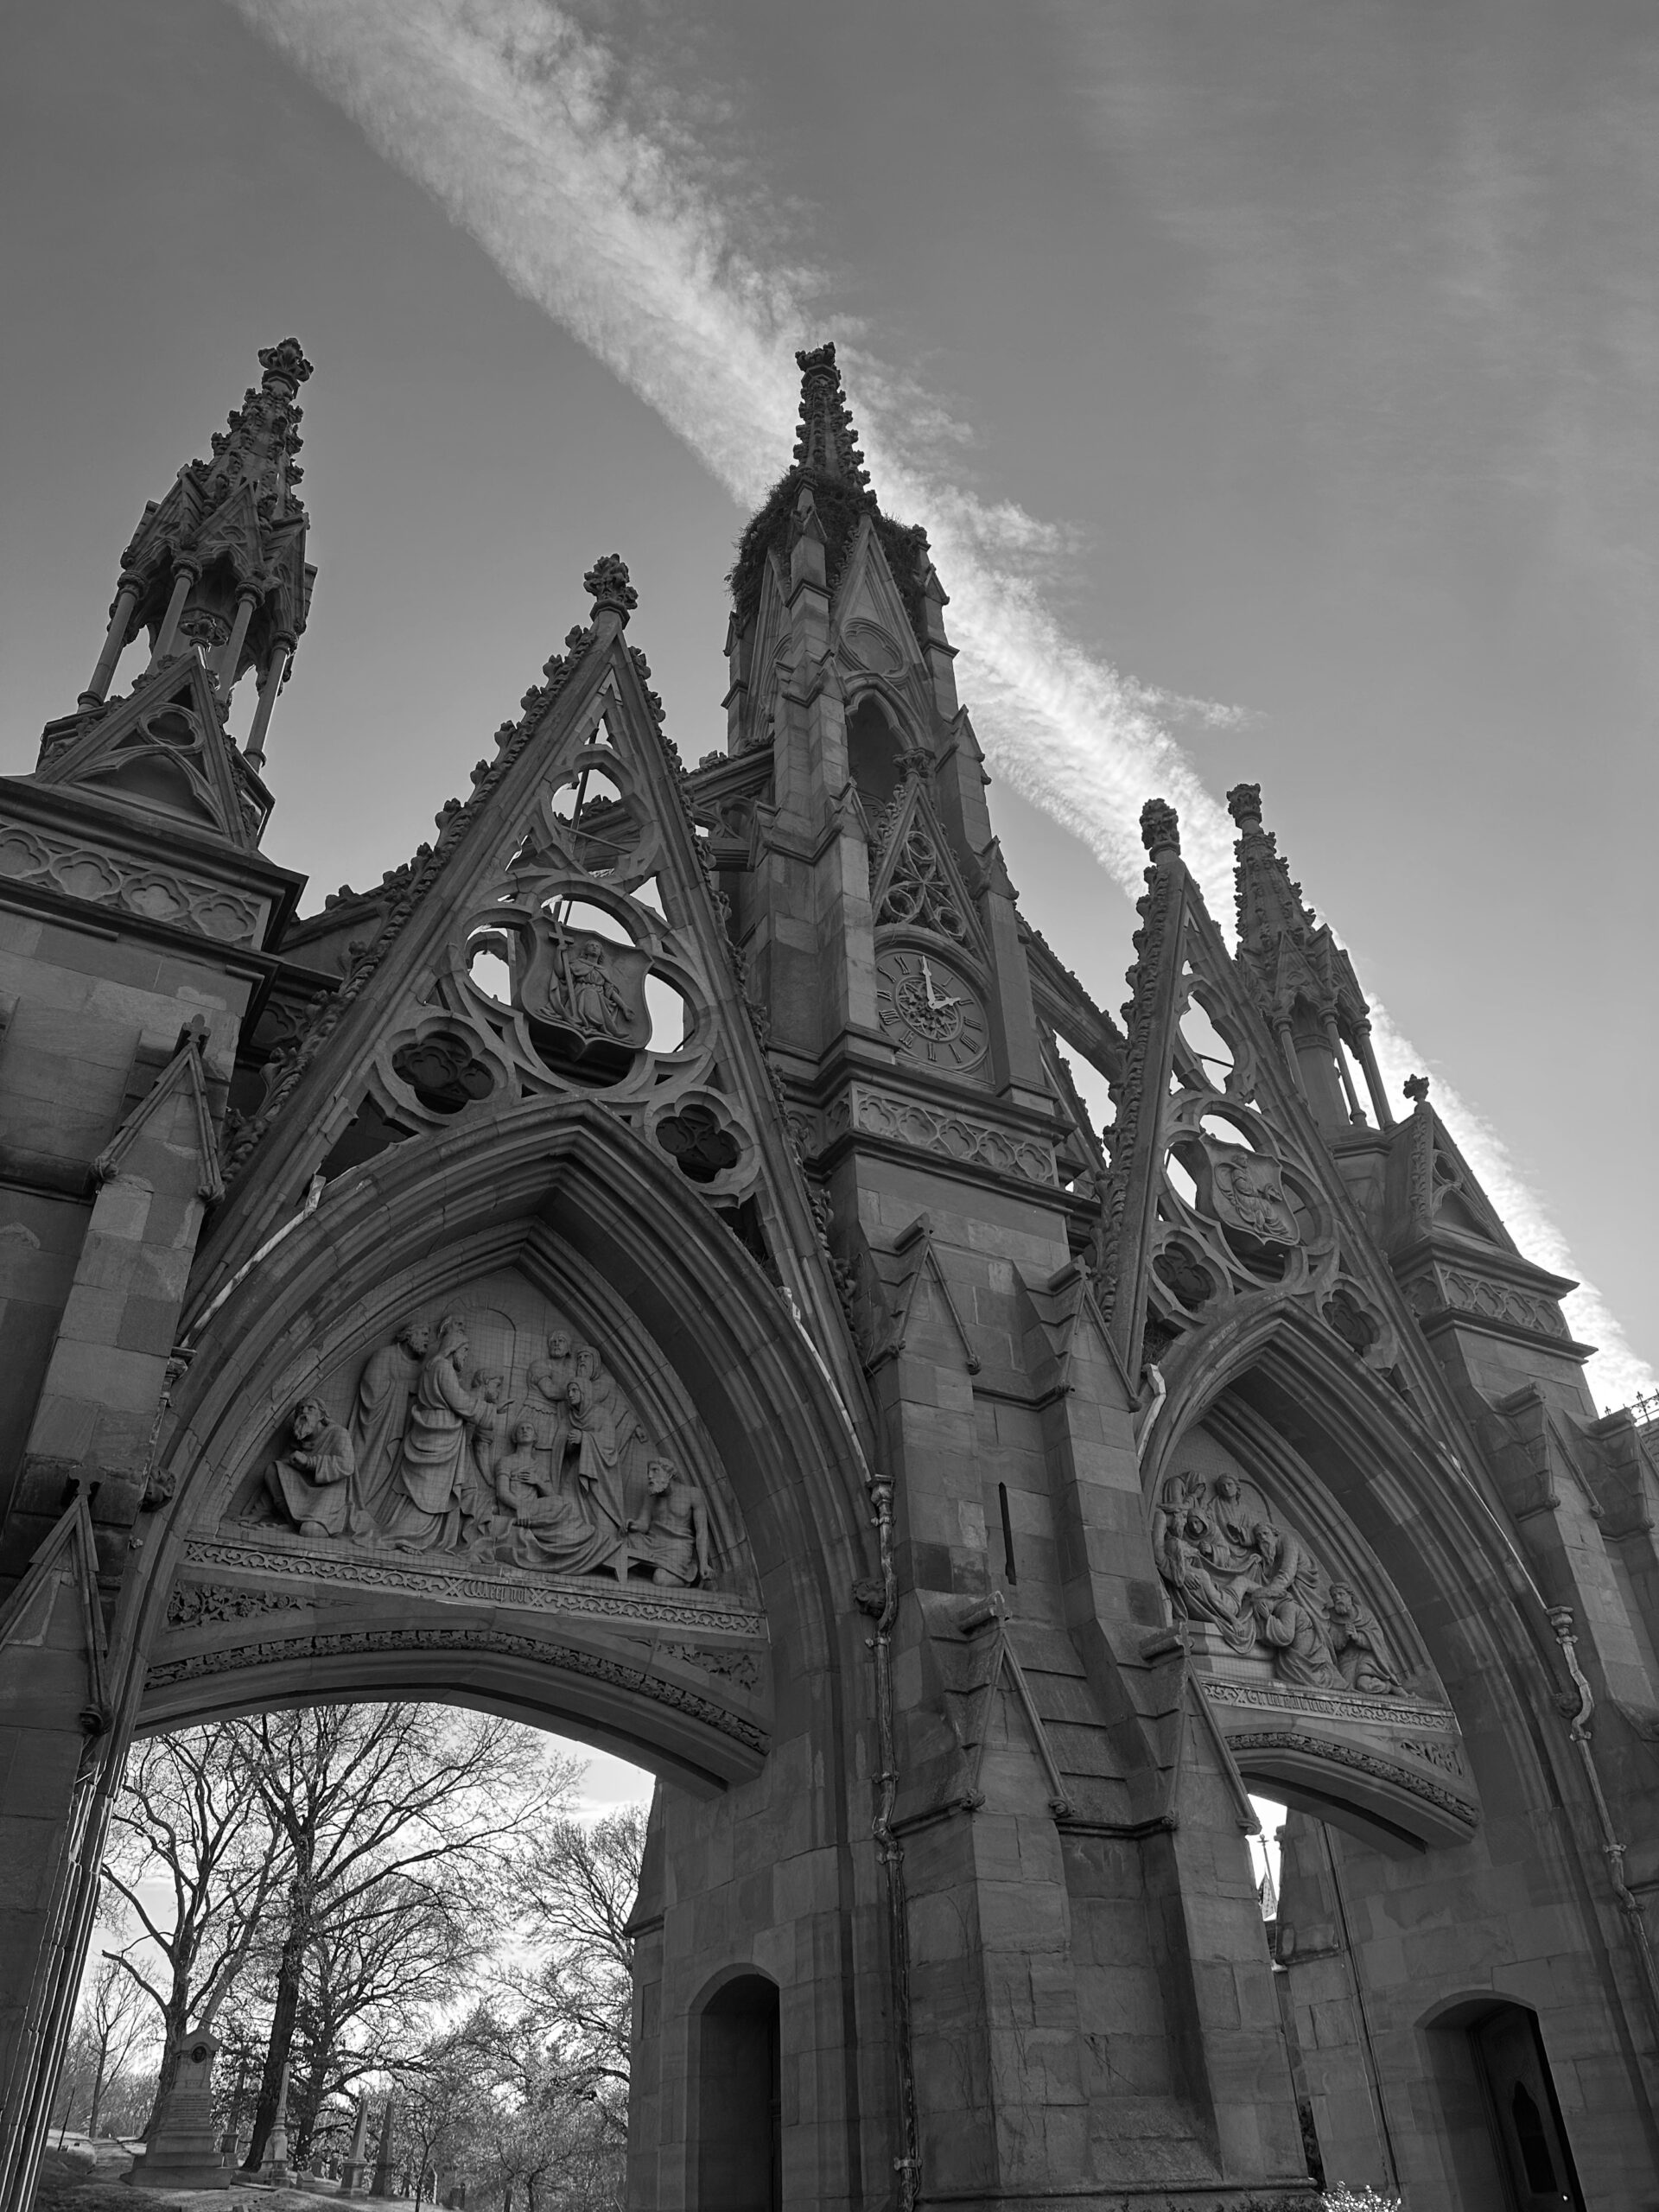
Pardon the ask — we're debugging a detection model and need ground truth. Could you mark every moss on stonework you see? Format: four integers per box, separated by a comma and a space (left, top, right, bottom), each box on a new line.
727, 472, 930, 645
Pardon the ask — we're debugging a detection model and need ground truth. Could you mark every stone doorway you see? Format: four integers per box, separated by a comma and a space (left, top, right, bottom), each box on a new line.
1471, 2005, 1586, 2212
693, 1974, 780, 2212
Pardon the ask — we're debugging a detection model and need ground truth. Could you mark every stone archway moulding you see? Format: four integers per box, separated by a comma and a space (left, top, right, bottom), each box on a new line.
117, 1100, 877, 1787
1137, 1303, 1571, 1852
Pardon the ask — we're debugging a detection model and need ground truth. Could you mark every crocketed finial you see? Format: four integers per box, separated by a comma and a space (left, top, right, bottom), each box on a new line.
792, 342, 871, 491
1140, 798, 1181, 859
1402, 1073, 1431, 1106
1225, 782, 1263, 830
583, 554, 638, 621
257, 337, 313, 393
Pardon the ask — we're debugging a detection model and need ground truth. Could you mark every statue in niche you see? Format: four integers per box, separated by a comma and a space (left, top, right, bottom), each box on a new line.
382, 1315, 503, 1552
1325, 1583, 1400, 1694
631, 1459, 711, 1587
264, 1398, 356, 1539
1152, 1466, 1396, 1696
348, 1319, 431, 1535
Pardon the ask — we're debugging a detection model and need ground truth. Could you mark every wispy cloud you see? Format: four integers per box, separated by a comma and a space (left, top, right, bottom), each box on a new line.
227, 0, 1651, 1405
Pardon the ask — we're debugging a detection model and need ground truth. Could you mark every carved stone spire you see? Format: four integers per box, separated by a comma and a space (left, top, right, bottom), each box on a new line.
1226, 782, 1312, 953
1225, 781, 1388, 1131
791, 342, 871, 492
726, 340, 935, 722
60, 340, 318, 774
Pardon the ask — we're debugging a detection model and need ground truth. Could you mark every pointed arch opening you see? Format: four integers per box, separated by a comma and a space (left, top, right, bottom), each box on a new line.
846, 694, 906, 821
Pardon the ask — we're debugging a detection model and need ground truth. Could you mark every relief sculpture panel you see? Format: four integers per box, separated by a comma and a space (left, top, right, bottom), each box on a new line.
232, 1275, 721, 1591
1152, 1467, 1401, 1695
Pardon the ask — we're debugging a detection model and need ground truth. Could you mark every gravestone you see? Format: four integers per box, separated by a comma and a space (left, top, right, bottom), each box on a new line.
123, 2031, 227, 2190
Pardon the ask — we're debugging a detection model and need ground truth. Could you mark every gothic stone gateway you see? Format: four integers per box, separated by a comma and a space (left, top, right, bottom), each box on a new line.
0, 340, 1655, 2210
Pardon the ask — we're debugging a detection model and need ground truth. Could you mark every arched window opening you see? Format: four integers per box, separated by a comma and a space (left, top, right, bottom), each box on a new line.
846, 696, 905, 822
695, 1974, 781, 2212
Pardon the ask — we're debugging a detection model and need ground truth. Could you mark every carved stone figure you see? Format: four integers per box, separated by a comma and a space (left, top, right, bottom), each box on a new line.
567, 1344, 636, 1576
632, 1459, 711, 1587
348, 1319, 430, 1535
1209, 1472, 1270, 1567
526, 1331, 575, 1463
383, 1315, 500, 1552
264, 1397, 355, 1539
526, 918, 650, 1050
491, 1417, 610, 1575
1325, 1582, 1400, 1694
1246, 1523, 1346, 1689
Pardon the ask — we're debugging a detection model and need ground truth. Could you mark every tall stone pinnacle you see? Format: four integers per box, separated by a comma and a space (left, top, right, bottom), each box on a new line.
791, 343, 872, 493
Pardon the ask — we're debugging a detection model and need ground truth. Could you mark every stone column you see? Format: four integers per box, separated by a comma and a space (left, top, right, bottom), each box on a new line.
1352, 1020, 1394, 1128
243, 642, 289, 772
1325, 1014, 1368, 1126
214, 588, 259, 691
80, 577, 142, 709
149, 565, 198, 665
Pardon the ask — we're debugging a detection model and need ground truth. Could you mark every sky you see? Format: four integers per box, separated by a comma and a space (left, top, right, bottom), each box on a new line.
3, 1, 1656, 1414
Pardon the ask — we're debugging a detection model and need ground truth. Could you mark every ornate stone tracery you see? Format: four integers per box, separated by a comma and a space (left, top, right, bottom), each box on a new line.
1138, 945, 1399, 1378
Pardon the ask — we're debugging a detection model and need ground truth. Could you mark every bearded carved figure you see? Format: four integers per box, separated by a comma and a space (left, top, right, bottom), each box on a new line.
263, 1398, 355, 1539
1151, 1466, 1399, 1695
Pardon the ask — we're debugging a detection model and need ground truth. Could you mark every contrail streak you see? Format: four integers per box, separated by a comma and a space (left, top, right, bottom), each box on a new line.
227, 0, 1651, 1405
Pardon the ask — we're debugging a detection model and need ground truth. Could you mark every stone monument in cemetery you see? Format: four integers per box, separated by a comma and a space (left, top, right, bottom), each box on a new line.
122, 2030, 228, 2190
0, 336, 1654, 2210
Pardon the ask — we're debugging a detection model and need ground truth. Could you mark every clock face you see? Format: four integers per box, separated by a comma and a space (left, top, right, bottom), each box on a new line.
875, 948, 990, 1072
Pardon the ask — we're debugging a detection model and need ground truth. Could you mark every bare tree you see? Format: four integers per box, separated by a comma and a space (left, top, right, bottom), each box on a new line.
284, 1872, 484, 2166
238, 1705, 572, 2173
54, 1950, 152, 2141
517, 1804, 646, 2131
101, 1724, 282, 2136
397, 2018, 493, 2212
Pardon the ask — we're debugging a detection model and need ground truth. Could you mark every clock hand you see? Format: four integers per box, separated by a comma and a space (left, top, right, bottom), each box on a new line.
920, 957, 944, 1010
